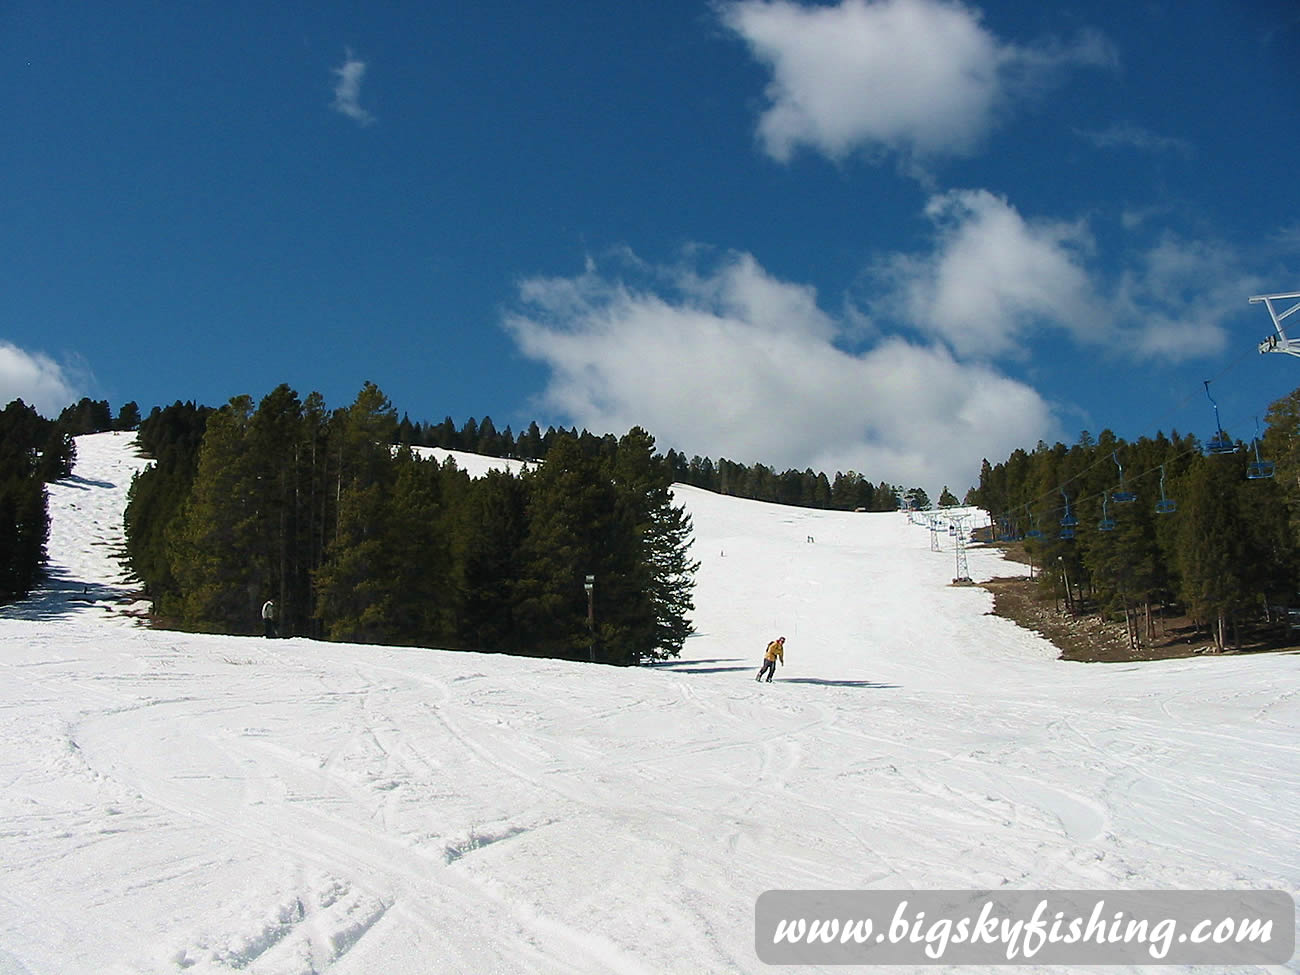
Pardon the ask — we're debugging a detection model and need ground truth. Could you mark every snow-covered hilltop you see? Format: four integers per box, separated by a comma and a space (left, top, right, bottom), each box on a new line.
0, 433, 1296, 973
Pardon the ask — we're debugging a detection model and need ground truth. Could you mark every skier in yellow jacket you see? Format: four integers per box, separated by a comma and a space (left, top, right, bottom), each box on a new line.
756, 636, 785, 682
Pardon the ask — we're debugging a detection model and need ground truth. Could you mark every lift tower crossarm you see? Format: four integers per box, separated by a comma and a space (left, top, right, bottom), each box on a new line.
1252, 292, 1300, 356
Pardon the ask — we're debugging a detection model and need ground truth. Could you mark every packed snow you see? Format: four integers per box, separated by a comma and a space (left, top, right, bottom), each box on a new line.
0, 432, 1295, 974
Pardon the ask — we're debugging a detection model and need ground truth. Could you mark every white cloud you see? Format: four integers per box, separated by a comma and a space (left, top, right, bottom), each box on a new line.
1273, 222, 1300, 253
1076, 122, 1193, 156
1113, 234, 1260, 361
331, 51, 375, 126
504, 250, 1057, 495
870, 191, 1253, 364
720, 0, 1115, 163
0, 341, 81, 418
873, 189, 1105, 358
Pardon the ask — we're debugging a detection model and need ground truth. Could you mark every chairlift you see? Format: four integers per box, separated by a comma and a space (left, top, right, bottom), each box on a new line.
1098, 497, 1116, 532
1246, 417, 1276, 480
1247, 457, 1275, 480
1154, 465, 1177, 514
1202, 380, 1239, 455
1025, 506, 1043, 539
1110, 451, 1137, 503
1059, 489, 1077, 539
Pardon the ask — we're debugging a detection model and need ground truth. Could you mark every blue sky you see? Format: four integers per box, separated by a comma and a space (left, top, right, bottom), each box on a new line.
3, 0, 1298, 495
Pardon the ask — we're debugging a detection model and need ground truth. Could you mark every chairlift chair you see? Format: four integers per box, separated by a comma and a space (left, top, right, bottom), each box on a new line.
1110, 451, 1137, 503
1205, 432, 1237, 454
1202, 380, 1239, 456
1154, 465, 1177, 514
1025, 508, 1043, 539
1098, 497, 1116, 532
1059, 489, 1077, 539
1246, 417, 1276, 480
1247, 456, 1277, 480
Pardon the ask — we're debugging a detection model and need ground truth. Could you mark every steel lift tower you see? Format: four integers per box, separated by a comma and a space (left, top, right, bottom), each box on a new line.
1253, 292, 1300, 357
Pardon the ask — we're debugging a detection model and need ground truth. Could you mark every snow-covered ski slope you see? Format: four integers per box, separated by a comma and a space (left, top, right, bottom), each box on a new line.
0, 432, 1295, 974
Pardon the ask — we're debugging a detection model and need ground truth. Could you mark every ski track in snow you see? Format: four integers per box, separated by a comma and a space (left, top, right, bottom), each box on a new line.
0, 432, 1296, 974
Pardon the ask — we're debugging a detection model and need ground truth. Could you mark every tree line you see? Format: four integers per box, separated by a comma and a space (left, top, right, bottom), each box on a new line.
967, 388, 1300, 651
124, 384, 698, 665
0, 397, 142, 600
401, 413, 918, 512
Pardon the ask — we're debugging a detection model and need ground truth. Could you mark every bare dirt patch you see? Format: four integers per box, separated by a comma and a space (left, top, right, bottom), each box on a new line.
974, 549, 1300, 662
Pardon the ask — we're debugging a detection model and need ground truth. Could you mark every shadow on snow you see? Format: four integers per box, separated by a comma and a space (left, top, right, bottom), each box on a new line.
55, 474, 117, 491
651, 657, 745, 667
778, 678, 899, 689
652, 659, 897, 687
0, 567, 133, 623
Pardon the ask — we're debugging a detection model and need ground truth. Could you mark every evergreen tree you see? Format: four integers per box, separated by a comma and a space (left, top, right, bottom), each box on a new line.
1083, 499, 1160, 647
58, 398, 113, 435
334, 382, 399, 496
36, 427, 76, 482
297, 391, 336, 638
453, 467, 529, 651
0, 400, 72, 599
517, 421, 543, 460
248, 384, 312, 636
431, 416, 457, 448
610, 427, 698, 661
904, 487, 931, 510
313, 476, 395, 643
169, 396, 263, 632
115, 401, 142, 431
397, 413, 415, 445
461, 417, 479, 452
0, 400, 53, 600
382, 453, 456, 643
477, 416, 501, 456
124, 401, 213, 618
872, 482, 898, 511
513, 434, 629, 661
315, 449, 455, 645
1175, 457, 1251, 650
0, 474, 48, 599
